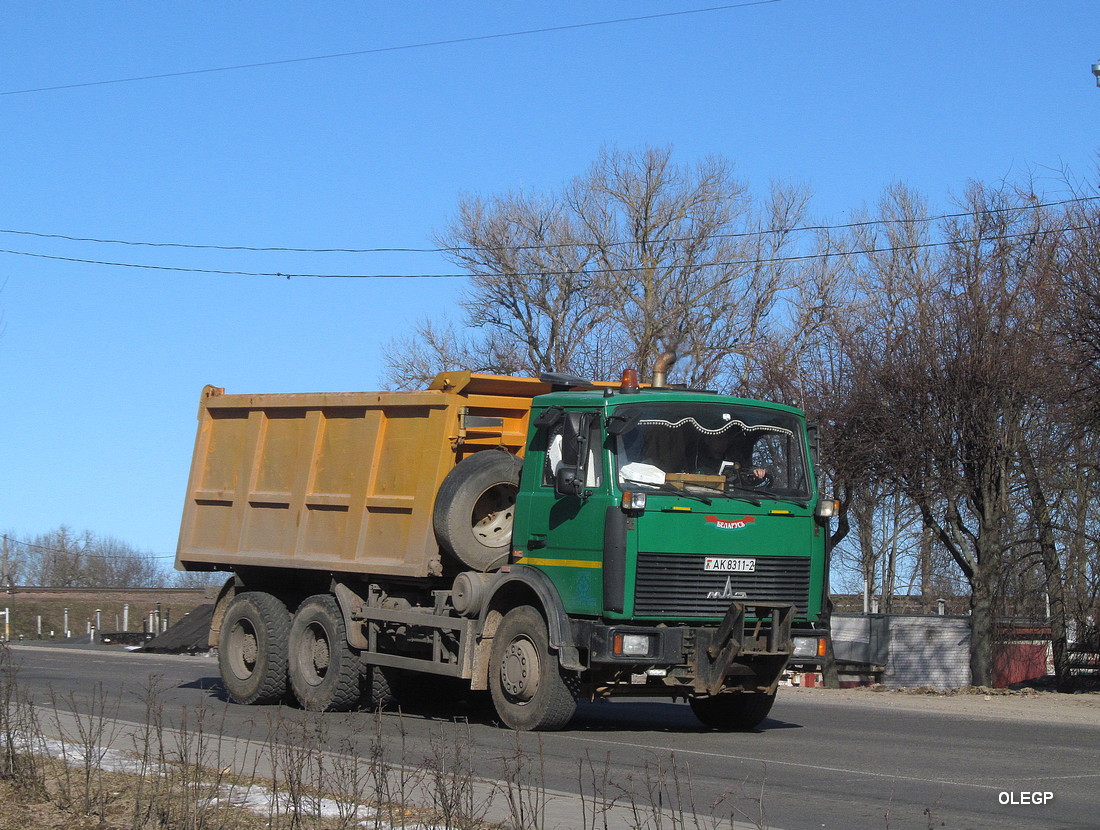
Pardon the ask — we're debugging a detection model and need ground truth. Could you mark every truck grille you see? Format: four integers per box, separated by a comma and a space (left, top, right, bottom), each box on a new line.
634, 552, 810, 618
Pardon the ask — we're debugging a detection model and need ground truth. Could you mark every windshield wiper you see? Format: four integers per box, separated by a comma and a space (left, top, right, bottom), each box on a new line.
727, 484, 810, 509
670, 487, 712, 506
653, 484, 713, 506
724, 485, 763, 506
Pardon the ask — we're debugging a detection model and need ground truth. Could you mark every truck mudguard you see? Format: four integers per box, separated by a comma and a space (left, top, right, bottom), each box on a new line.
481, 564, 583, 670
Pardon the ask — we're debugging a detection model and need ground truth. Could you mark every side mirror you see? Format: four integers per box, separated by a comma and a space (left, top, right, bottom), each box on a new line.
548, 410, 597, 497
554, 465, 585, 497
806, 423, 821, 468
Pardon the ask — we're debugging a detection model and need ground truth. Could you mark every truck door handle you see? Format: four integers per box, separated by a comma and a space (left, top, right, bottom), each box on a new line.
527, 536, 548, 550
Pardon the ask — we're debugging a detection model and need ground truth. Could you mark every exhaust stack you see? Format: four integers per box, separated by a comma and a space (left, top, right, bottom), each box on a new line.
651, 351, 677, 388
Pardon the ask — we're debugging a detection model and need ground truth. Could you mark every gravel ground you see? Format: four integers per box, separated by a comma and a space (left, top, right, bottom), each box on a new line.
779, 683, 1100, 725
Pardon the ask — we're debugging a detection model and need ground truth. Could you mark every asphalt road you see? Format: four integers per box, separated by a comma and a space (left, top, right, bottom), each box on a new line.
5, 644, 1097, 830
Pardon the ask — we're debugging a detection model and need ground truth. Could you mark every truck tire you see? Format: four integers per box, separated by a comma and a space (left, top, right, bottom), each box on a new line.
365, 665, 397, 710
288, 594, 363, 712
489, 605, 578, 731
219, 591, 290, 705
434, 450, 523, 572
689, 691, 776, 730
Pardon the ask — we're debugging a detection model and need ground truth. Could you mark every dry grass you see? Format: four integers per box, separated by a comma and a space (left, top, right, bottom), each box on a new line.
0, 760, 261, 830
7, 641, 967, 830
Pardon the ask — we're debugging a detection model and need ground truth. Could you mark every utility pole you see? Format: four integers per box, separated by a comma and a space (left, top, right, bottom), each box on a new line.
1, 535, 11, 593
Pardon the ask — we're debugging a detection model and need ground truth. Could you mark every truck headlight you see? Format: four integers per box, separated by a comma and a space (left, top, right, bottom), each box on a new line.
621, 491, 647, 511
613, 632, 655, 657
792, 636, 826, 659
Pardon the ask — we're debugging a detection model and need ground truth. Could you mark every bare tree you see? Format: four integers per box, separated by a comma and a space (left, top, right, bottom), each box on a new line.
0, 531, 25, 588
92, 536, 165, 588
385, 146, 810, 388
24, 527, 167, 588
173, 569, 227, 589
26, 526, 94, 587
568, 147, 809, 386
382, 317, 524, 390
1053, 435, 1100, 666
1040, 190, 1100, 683
837, 182, 1063, 685
784, 186, 938, 562
437, 184, 610, 378
1057, 192, 1100, 422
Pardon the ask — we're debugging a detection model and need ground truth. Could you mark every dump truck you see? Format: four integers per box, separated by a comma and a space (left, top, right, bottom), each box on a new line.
176, 367, 835, 731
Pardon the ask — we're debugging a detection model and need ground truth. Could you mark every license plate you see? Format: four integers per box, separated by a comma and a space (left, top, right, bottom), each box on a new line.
704, 557, 755, 572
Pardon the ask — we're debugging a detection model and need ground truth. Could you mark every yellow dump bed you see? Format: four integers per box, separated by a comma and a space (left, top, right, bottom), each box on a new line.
175, 372, 552, 578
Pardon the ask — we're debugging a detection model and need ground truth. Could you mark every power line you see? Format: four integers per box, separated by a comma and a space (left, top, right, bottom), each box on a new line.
0, 246, 453, 279
1, 196, 1094, 256
0, 228, 433, 254
1, 535, 174, 561
0, 2, 780, 97
1, 223, 1092, 280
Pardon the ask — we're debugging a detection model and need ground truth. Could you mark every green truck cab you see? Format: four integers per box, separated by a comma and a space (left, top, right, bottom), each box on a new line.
492, 380, 831, 729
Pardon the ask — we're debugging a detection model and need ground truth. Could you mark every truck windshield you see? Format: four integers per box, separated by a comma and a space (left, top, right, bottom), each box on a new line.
613, 402, 810, 502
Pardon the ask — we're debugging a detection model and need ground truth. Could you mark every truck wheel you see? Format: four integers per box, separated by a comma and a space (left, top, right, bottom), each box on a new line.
434, 450, 523, 572
219, 591, 290, 705
689, 691, 776, 730
288, 595, 363, 712
489, 606, 578, 731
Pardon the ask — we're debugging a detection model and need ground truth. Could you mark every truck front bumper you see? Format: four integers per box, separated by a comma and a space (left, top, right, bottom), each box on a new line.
570, 602, 796, 695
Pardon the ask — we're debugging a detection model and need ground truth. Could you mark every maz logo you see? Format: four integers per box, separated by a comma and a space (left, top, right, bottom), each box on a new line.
707, 576, 749, 600
705, 516, 755, 530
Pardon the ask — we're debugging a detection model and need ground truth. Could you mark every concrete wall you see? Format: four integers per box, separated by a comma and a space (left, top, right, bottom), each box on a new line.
832, 613, 972, 689
884, 616, 971, 689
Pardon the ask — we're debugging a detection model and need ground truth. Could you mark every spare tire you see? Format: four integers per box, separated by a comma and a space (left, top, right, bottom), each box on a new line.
434, 450, 523, 572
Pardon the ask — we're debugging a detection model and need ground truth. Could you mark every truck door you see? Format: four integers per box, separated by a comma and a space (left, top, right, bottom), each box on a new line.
515, 410, 609, 617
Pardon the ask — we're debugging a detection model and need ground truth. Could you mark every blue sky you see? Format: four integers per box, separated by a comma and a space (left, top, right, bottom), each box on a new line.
1, 1, 1097, 563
